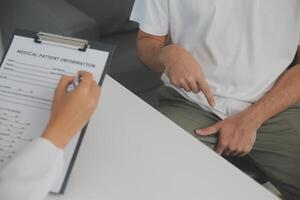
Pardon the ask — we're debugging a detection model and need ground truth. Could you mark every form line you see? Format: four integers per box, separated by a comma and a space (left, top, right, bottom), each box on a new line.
0, 98, 50, 111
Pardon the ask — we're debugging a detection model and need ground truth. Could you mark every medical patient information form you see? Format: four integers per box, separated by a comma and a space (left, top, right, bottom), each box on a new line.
0, 33, 110, 193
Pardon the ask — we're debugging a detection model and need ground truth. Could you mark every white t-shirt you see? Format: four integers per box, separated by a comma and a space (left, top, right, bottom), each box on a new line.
131, 0, 300, 119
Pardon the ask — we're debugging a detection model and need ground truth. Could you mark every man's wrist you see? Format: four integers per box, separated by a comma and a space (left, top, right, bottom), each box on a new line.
244, 104, 268, 129
159, 45, 170, 69
159, 44, 180, 70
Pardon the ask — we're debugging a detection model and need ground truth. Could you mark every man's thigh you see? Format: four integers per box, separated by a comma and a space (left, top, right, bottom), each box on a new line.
250, 106, 300, 199
157, 86, 219, 147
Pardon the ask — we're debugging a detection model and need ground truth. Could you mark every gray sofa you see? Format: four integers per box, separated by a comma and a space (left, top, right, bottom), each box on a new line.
0, 30, 3, 59
0, 0, 162, 107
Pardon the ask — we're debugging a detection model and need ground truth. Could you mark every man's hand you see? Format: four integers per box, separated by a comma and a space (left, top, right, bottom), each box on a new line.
195, 48, 300, 156
159, 44, 215, 107
42, 71, 100, 149
195, 110, 261, 156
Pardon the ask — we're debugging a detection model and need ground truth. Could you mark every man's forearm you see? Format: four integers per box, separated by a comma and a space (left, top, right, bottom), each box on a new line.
247, 64, 300, 127
137, 32, 167, 72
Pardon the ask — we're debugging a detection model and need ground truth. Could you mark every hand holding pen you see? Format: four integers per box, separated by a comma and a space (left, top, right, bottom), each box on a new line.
42, 71, 101, 148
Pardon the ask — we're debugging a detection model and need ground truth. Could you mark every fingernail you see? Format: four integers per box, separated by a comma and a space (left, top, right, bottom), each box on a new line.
211, 101, 216, 107
195, 129, 203, 135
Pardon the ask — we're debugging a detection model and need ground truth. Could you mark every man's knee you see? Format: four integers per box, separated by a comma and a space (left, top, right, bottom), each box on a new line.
251, 106, 300, 200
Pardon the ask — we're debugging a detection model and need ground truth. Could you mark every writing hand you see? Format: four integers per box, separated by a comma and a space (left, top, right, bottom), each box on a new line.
42, 71, 100, 148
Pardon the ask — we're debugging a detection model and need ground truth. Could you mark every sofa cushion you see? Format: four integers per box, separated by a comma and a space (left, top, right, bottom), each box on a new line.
0, 0, 99, 49
99, 31, 162, 94
0, 30, 3, 60
66, 0, 138, 36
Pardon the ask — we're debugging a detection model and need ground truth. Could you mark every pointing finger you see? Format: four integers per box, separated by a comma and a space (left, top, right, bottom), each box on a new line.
201, 84, 216, 107
196, 77, 215, 107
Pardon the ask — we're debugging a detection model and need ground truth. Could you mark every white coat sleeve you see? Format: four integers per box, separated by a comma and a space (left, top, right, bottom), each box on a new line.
0, 138, 64, 200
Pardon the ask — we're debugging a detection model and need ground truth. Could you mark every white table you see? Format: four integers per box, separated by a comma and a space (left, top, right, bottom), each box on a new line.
48, 76, 278, 200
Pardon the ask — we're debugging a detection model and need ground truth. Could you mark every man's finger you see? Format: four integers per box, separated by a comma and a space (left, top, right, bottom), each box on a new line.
230, 149, 240, 157
224, 146, 239, 157
188, 79, 200, 93
196, 78, 215, 107
214, 143, 225, 155
195, 123, 220, 136
225, 134, 239, 156
202, 85, 216, 107
223, 148, 233, 157
180, 81, 191, 92
238, 145, 252, 157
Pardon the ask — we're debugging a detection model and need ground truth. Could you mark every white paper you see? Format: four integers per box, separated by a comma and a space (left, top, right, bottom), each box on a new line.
0, 35, 109, 193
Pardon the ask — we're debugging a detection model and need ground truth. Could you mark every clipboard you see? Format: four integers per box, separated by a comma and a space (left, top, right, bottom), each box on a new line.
0, 29, 115, 194
1, 29, 114, 86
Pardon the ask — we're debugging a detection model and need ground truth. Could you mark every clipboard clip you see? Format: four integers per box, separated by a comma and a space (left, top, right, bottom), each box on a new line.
34, 32, 89, 52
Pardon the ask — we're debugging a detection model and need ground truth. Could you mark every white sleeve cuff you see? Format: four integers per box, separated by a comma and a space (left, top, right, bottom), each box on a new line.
0, 138, 64, 200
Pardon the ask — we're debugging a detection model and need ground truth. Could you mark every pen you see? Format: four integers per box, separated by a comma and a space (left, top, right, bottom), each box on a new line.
67, 74, 81, 92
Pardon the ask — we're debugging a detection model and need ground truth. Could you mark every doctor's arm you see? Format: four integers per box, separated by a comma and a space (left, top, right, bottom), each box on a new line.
0, 72, 100, 200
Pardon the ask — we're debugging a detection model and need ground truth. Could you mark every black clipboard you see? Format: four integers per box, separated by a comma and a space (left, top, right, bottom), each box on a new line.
0, 29, 115, 194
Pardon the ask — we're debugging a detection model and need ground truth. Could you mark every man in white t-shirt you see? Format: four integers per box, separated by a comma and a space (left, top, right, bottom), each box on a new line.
131, 1, 300, 199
